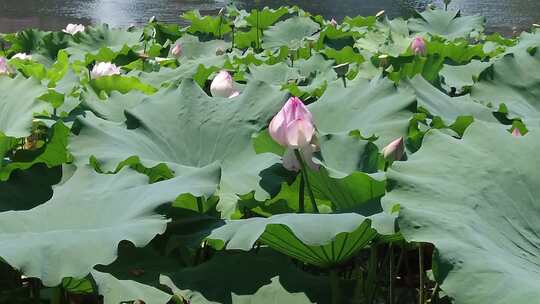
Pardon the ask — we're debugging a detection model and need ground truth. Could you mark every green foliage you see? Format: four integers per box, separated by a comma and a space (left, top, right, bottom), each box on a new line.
0, 5, 536, 304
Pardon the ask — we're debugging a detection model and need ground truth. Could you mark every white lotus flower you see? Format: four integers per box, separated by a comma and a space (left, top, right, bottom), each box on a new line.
63, 24, 86, 35
90, 62, 121, 79
12, 53, 32, 60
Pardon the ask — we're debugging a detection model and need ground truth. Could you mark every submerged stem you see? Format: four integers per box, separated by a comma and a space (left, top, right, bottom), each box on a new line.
330, 269, 341, 304
419, 243, 424, 304
294, 149, 319, 213
389, 243, 394, 304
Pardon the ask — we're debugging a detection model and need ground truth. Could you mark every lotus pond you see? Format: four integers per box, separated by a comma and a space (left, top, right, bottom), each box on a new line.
1, 4, 539, 304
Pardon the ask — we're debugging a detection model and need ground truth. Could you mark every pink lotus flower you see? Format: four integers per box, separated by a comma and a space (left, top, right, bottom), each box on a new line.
90, 62, 121, 79
512, 128, 523, 137
382, 137, 405, 162
282, 144, 320, 172
210, 70, 239, 98
0, 57, 12, 75
63, 24, 85, 35
411, 36, 427, 56
170, 43, 182, 58
269, 97, 315, 149
12, 53, 32, 60
329, 18, 338, 27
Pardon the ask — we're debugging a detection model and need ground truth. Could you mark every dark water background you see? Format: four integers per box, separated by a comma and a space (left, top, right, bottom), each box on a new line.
0, 0, 538, 34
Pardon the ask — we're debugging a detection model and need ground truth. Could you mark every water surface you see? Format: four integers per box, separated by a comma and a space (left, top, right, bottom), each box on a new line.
0, 0, 538, 34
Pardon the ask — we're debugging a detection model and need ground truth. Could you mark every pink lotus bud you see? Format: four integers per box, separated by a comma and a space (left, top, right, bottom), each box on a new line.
282, 144, 320, 172
12, 53, 32, 60
0, 57, 12, 75
63, 24, 85, 35
382, 137, 405, 162
411, 37, 427, 56
329, 18, 338, 27
512, 128, 522, 137
170, 43, 182, 58
269, 97, 315, 149
210, 70, 239, 98
90, 62, 121, 79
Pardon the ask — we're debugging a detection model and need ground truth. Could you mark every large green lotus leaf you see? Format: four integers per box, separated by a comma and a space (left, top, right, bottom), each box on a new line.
409, 9, 484, 40
0, 164, 219, 286
206, 213, 394, 267
322, 46, 364, 65
440, 60, 491, 90
247, 62, 300, 85
355, 19, 412, 57
0, 75, 50, 138
308, 76, 416, 148
176, 34, 229, 60
0, 122, 70, 181
182, 11, 232, 37
81, 90, 148, 122
248, 54, 336, 96
262, 16, 320, 49
92, 271, 172, 304
0, 164, 61, 212
404, 75, 497, 125
244, 7, 290, 29
382, 121, 540, 304
66, 24, 141, 61
71, 79, 288, 218
288, 54, 337, 96
159, 249, 331, 304
96, 244, 329, 303
132, 55, 226, 89
90, 75, 157, 96
316, 131, 381, 178
4, 29, 69, 60
471, 50, 540, 125
309, 133, 386, 213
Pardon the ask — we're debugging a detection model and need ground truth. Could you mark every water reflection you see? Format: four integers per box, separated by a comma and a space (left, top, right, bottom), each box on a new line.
0, 0, 538, 33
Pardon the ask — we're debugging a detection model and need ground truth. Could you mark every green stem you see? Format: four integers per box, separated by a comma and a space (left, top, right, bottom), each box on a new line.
232, 26, 235, 50
294, 149, 319, 213
298, 174, 305, 213
430, 282, 439, 304
389, 243, 394, 304
330, 269, 341, 304
51, 286, 63, 304
256, 10, 260, 50
218, 15, 222, 38
419, 243, 424, 304
196, 197, 204, 213
367, 244, 378, 304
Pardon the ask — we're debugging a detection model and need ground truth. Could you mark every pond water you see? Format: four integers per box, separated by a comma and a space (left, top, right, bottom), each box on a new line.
0, 0, 538, 34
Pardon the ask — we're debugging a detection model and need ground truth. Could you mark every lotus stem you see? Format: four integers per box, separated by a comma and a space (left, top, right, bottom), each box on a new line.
218, 15, 223, 38
231, 25, 235, 50
341, 75, 347, 88
330, 269, 341, 304
389, 243, 394, 304
256, 10, 260, 50
196, 197, 204, 213
298, 174, 305, 213
430, 282, 439, 304
294, 149, 319, 213
419, 243, 424, 304
367, 244, 378, 304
